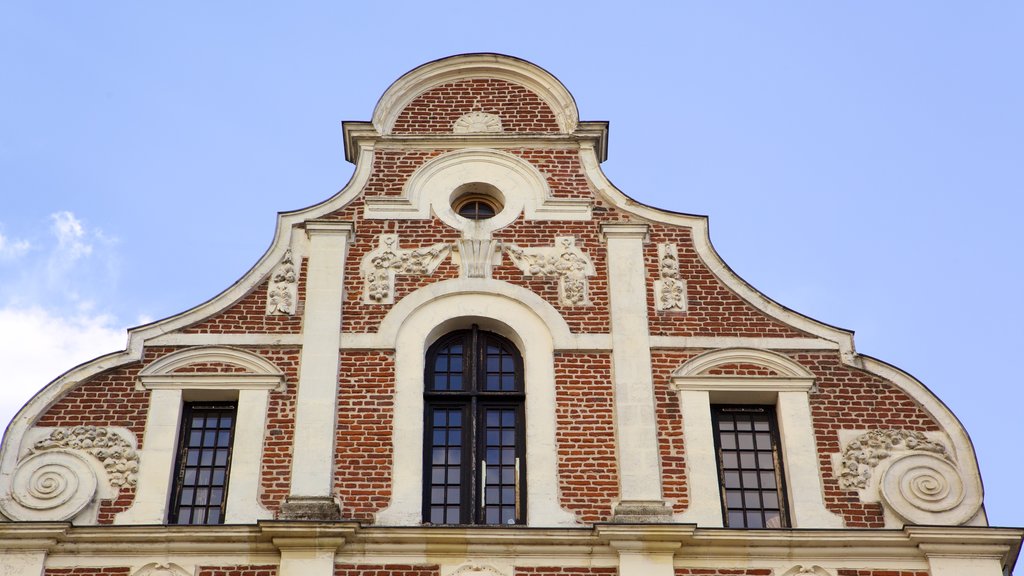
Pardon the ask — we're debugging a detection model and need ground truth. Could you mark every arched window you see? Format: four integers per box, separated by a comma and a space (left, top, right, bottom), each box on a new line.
423, 326, 525, 525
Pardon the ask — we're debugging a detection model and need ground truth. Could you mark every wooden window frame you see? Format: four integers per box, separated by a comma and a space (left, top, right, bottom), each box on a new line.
167, 402, 237, 525
422, 326, 527, 525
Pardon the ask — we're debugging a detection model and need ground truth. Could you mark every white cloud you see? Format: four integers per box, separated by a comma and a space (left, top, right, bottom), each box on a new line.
0, 232, 30, 260
0, 306, 127, 432
50, 211, 93, 260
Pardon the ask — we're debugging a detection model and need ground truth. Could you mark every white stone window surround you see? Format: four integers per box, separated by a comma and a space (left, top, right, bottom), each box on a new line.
670, 348, 844, 528
362, 148, 591, 230
374, 279, 578, 527
116, 346, 283, 525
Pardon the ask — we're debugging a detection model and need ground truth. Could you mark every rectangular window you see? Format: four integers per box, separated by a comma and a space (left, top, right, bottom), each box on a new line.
712, 405, 789, 528
168, 403, 236, 525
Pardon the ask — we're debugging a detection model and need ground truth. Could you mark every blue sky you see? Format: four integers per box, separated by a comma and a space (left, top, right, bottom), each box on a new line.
1, 2, 1021, 532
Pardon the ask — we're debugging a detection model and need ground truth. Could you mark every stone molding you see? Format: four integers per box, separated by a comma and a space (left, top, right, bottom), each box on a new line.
654, 243, 686, 312
835, 429, 983, 526
363, 148, 591, 229
456, 238, 501, 278
673, 347, 816, 378
372, 53, 579, 134
137, 346, 285, 392
504, 236, 595, 306
361, 234, 452, 304
453, 111, 504, 134
266, 248, 299, 315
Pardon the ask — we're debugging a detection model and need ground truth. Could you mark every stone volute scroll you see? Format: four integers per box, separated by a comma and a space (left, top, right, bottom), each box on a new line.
361, 233, 452, 305
835, 429, 983, 526
266, 248, 299, 315
0, 426, 139, 522
131, 563, 192, 576
446, 562, 510, 576
781, 567, 833, 576
503, 236, 596, 306
654, 243, 686, 311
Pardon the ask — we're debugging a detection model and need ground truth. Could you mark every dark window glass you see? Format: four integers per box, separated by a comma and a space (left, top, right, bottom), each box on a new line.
169, 403, 235, 525
424, 327, 524, 525
456, 199, 497, 220
712, 405, 788, 528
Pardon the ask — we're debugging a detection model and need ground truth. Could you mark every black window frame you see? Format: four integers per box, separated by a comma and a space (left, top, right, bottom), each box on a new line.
168, 402, 237, 525
711, 404, 790, 529
423, 326, 527, 525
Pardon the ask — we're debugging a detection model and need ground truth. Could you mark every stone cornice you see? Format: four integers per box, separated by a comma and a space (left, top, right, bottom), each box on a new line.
342, 121, 608, 164
9, 523, 1017, 569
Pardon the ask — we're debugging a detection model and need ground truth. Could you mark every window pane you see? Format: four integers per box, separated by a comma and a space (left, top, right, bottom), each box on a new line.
713, 406, 787, 529
170, 404, 235, 525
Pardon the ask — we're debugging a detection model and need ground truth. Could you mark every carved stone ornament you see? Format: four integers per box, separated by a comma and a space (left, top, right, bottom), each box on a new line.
266, 248, 299, 315
1, 426, 138, 521
132, 563, 193, 576
781, 566, 834, 576
504, 236, 596, 306
361, 234, 452, 304
447, 562, 509, 576
457, 238, 501, 278
838, 429, 949, 490
837, 429, 982, 525
654, 243, 686, 311
452, 111, 504, 134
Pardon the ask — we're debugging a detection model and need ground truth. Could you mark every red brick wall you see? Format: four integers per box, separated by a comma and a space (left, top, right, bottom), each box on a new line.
392, 79, 559, 134
362, 150, 447, 196
702, 363, 781, 376
646, 225, 812, 338
555, 352, 618, 522
837, 571, 930, 576
334, 350, 395, 520
652, 350, 698, 514
334, 565, 438, 576
254, 348, 301, 512
675, 571, 772, 575
801, 352, 941, 528
516, 565, 618, 569
46, 569, 131, 576
198, 567, 278, 576
183, 260, 306, 334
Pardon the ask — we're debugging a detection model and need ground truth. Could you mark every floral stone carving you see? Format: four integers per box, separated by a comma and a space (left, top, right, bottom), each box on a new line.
448, 562, 509, 576
654, 243, 686, 311
782, 567, 833, 576
504, 236, 596, 306
1, 426, 138, 521
362, 234, 452, 304
837, 429, 981, 525
266, 248, 299, 315
838, 429, 949, 490
452, 111, 504, 134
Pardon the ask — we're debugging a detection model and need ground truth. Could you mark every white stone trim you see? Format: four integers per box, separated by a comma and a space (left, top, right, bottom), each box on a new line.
364, 148, 591, 229
224, 389, 274, 523
115, 389, 183, 524
669, 348, 844, 528
289, 221, 353, 500
375, 287, 577, 527
651, 336, 839, 350
673, 347, 816, 378
138, 375, 284, 391
600, 223, 665, 506
372, 53, 579, 134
